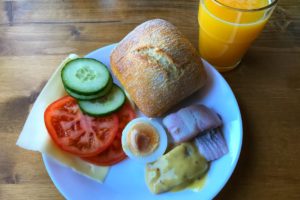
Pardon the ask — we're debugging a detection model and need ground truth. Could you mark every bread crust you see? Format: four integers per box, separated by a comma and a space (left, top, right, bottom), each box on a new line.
110, 19, 206, 117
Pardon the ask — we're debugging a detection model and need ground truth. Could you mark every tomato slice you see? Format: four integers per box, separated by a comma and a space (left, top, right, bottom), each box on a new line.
44, 96, 119, 157
82, 102, 136, 166
82, 132, 126, 166
117, 102, 136, 131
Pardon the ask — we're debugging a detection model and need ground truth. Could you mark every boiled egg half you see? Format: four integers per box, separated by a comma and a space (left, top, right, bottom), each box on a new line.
121, 117, 168, 163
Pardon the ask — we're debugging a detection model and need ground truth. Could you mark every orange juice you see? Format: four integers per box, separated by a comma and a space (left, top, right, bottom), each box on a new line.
198, 0, 277, 72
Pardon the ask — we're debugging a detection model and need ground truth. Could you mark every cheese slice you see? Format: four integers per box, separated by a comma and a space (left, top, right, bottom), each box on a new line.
16, 54, 109, 182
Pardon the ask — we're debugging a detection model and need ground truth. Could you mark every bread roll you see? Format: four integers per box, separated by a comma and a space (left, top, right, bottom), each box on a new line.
110, 19, 206, 117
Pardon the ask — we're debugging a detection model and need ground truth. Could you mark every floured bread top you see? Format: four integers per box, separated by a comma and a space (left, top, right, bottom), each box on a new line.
110, 19, 206, 117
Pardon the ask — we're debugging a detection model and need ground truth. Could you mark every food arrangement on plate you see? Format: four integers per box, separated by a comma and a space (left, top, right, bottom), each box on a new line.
17, 19, 239, 197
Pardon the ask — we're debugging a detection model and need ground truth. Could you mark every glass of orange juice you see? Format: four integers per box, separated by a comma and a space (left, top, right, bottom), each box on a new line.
198, 0, 278, 72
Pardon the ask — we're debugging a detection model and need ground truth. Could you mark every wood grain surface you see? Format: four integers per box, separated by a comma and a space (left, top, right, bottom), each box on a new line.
0, 0, 299, 199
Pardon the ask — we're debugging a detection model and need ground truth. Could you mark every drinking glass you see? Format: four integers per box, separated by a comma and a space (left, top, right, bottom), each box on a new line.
198, 0, 278, 72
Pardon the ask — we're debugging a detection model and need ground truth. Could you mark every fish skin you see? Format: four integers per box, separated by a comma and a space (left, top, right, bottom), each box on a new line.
194, 129, 228, 161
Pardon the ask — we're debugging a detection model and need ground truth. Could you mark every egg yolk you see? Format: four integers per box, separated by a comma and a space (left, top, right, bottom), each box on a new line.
127, 122, 160, 156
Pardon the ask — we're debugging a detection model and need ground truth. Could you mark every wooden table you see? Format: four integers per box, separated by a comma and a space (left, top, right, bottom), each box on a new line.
0, 0, 299, 199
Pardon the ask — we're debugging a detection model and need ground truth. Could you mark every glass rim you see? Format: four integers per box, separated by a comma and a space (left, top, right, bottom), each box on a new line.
214, 0, 279, 12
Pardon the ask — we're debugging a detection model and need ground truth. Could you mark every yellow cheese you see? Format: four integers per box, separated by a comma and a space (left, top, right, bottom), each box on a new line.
16, 54, 109, 182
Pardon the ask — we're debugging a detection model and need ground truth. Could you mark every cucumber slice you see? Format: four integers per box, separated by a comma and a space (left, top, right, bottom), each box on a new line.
78, 85, 126, 116
65, 76, 113, 100
61, 58, 110, 95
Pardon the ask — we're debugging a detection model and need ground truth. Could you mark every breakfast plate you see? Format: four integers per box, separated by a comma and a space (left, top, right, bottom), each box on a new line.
42, 44, 243, 200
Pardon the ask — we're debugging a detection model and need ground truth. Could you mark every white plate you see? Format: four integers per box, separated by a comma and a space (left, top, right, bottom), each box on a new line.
42, 44, 243, 200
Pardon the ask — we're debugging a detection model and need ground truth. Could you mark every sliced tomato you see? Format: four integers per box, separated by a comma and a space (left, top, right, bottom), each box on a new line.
82, 102, 136, 166
117, 102, 136, 131
44, 96, 119, 157
81, 132, 126, 166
